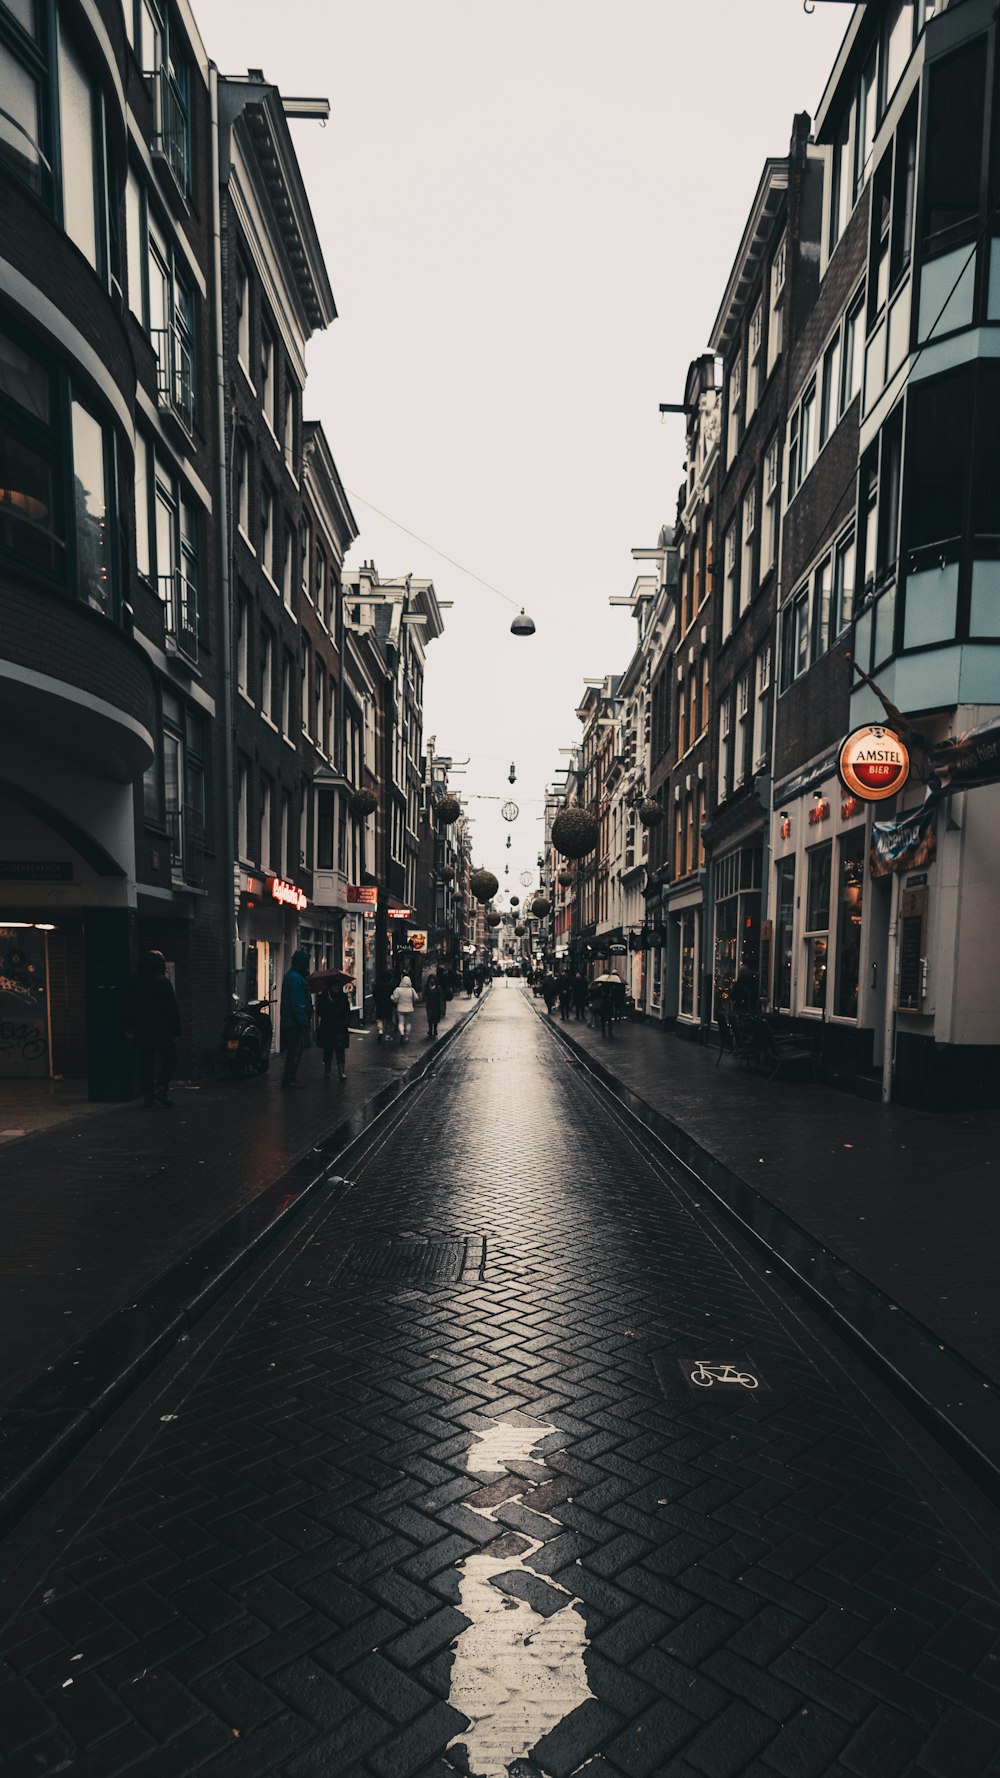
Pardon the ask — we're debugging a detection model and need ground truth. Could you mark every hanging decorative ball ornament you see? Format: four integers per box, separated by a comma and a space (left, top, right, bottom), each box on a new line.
638, 798, 665, 828
510, 896, 520, 908
514, 923, 526, 937
470, 869, 499, 904
519, 869, 533, 887
557, 870, 574, 888
501, 800, 518, 822
531, 896, 551, 918
510, 610, 536, 637
440, 864, 455, 883
551, 807, 599, 859
435, 794, 462, 827
486, 910, 502, 928
350, 786, 379, 818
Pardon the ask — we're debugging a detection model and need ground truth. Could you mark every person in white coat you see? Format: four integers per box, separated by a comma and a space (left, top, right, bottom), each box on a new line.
391, 974, 417, 1042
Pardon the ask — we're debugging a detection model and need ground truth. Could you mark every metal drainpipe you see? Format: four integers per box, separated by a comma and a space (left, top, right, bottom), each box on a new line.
210, 63, 237, 1004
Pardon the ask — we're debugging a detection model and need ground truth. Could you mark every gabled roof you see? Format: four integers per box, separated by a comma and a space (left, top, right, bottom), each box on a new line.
709, 158, 789, 356
303, 422, 357, 561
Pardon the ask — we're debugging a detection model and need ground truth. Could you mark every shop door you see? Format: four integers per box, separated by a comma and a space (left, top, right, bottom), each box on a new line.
0, 926, 49, 1076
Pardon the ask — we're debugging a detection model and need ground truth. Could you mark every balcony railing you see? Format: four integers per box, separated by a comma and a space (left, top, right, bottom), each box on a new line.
151, 327, 194, 435
147, 67, 190, 197
167, 804, 206, 887
158, 569, 199, 665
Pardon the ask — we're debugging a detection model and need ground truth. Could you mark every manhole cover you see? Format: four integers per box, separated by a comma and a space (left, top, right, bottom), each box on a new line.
336, 1236, 469, 1284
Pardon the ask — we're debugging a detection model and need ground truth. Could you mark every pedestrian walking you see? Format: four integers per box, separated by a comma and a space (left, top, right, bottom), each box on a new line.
572, 972, 588, 1021
373, 972, 396, 1042
424, 972, 444, 1039
542, 973, 558, 1016
124, 950, 181, 1107
316, 982, 351, 1081
392, 972, 417, 1042
279, 948, 312, 1087
598, 981, 615, 1040
557, 975, 572, 1021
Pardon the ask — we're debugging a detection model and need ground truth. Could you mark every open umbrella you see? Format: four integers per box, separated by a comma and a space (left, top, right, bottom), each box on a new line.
591, 972, 624, 986
309, 968, 353, 989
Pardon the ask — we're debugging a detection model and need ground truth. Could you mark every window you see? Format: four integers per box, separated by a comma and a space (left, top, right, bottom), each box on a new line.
134, 428, 151, 579
281, 525, 292, 605
835, 828, 866, 1017
752, 643, 771, 769
773, 856, 795, 1011
300, 518, 311, 600
301, 635, 311, 734
882, 0, 914, 112
162, 688, 205, 878
877, 408, 902, 581
830, 105, 852, 252
869, 156, 892, 326
281, 790, 292, 876
315, 660, 325, 752
858, 446, 879, 597
687, 666, 697, 751
57, 20, 98, 270
237, 592, 250, 694
800, 383, 816, 489
677, 680, 686, 757
923, 41, 986, 255
726, 352, 742, 464
261, 327, 274, 431
235, 755, 253, 862
819, 333, 841, 449
717, 694, 731, 805
841, 293, 864, 411
316, 785, 334, 870
780, 584, 810, 690
282, 652, 294, 736
904, 369, 970, 557
735, 669, 751, 787
700, 652, 709, 734
804, 845, 832, 1010
236, 262, 250, 371
259, 774, 272, 872
834, 531, 856, 636
316, 549, 327, 625
740, 483, 755, 616
283, 378, 295, 472
71, 400, 114, 615
890, 103, 917, 288
722, 519, 738, 640
137, 0, 191, 193
854, 46, 877, 202
761, 434, 780, 575
813, 555, 833, 658
260, 483, 272, 576
746, 299, 763, 420
260, 624, 272, 715
767, 238, 786, 376
0, 24, 45, 197
234, 434, 249, 537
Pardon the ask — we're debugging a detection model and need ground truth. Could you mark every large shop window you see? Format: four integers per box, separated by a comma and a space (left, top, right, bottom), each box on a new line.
836, 829, 865, 1018
713, 845, 761, 1013
803, 844, 831, 1010
0, 325, 121, 614
679, 909, 697, 1019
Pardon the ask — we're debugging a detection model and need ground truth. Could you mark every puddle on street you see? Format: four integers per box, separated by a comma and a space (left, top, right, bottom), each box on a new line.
447, 1416, 594, 1778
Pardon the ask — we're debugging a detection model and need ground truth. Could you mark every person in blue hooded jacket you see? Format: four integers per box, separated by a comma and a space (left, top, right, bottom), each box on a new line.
280, 948, 312, 1087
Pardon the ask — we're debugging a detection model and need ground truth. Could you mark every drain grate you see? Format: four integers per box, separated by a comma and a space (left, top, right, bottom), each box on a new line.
336, 1236, 469, 1285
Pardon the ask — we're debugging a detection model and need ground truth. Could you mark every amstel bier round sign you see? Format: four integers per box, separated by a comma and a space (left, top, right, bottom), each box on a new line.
837, 724, 910, 802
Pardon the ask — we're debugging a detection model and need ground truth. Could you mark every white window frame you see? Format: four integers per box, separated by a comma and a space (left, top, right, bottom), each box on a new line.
761, 434, 780, 576
767, 237, 786, 376
752, 643, 772, 771
740, 482, 756, 617
722, 519, 738, 640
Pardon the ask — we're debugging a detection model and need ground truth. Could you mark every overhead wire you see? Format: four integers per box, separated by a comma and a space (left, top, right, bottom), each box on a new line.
344, 491, 521, 609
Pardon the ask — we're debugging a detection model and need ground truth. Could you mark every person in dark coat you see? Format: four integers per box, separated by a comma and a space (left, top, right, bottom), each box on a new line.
571, 972, 588, 1020
373, 973, 396, 1042
279, 948, 312, 1087
316, 984, 351, 1081
123, 950, 181, 1107
597, 981, 615, 1039
542, 973, 558, 1016
557, 974, 573, 1021
424, 973, 444, 1039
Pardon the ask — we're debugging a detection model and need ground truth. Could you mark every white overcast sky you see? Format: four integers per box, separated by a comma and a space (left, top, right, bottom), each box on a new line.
199, 0, 848, 897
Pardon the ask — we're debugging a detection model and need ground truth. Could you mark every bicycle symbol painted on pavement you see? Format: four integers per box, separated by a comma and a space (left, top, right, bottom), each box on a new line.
689, 1361, 759, 1390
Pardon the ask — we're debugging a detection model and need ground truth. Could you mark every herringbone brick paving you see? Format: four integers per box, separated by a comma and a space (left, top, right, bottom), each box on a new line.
2, 987, 1000, 1776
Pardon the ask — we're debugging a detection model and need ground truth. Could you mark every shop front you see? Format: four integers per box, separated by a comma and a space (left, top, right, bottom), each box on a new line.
711, 839, 762, 1018
344, 883, 377, 1015
237, 871, 308, 1043
665, 884, 704, 1037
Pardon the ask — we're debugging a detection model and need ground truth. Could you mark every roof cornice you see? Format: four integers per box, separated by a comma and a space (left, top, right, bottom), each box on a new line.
709, 158, 789, 355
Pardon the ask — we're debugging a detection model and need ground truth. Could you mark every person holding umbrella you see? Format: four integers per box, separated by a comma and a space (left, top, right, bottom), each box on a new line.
311, 967, 354, 1082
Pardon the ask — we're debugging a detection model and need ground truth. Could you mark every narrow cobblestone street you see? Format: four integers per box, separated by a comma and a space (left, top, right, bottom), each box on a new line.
4, 987, 1000, 1778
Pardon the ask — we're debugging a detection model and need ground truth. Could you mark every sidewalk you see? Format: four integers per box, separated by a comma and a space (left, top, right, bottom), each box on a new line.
0, 999, 478, 1409
543, 996, 1000, 1384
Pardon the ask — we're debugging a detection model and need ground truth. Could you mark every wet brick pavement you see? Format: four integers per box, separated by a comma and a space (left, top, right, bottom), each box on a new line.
541, 999, 1000, 1383
0, 998, 475, 1405
3, 986, 1000, 1777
